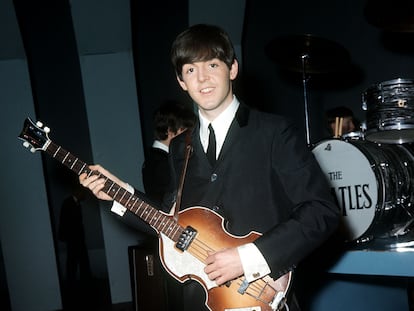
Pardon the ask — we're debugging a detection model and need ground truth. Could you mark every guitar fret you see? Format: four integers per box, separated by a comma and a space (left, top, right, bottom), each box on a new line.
137, 202, 149, 217
171, 225, 181, 240
65, 154, 76, 167
124, 193, 133, 208
141, 206, 151, 221
159, 217, 169, 232
112, 185, 121, 199
152, 213, 163, 228
131, 199, 143, 214
160, 217, 171, 236
141, 206, 153, 221
167, 222, 177, 237
161, 217, 174, 235
118, 189, 127, 203
62, 152, 69, 164
129, 197, 139, 211
107, 181, 115, 194
147, 209, 157, 224
53, 146, 61, 158
76, 163, 88, 175
79, 163, 86, 174
70, 158, 78, 169
165, 228, 172, 238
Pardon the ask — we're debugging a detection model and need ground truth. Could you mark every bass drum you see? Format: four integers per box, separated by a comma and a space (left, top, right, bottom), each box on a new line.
312, 139, 414, 243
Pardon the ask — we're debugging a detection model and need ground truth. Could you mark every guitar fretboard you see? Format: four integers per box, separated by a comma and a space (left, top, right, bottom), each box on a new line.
45, 141, 183, 242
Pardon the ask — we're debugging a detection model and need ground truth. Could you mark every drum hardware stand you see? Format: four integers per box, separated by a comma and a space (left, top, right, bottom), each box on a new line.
301, 54, 312, 147
390, 205, 414, 237
391, 218, 414, 237
265, 34, 351, 147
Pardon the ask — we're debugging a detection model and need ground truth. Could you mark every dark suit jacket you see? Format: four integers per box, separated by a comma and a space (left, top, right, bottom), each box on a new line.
142, 146, 170, 205
164, 103, 340, 308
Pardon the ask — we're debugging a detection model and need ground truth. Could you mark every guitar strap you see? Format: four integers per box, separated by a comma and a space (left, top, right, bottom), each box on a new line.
172, 128, 193, 221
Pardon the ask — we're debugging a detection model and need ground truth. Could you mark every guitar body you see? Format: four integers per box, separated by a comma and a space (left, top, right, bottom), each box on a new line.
18, 117, 292, 311
158, 206, 291, 311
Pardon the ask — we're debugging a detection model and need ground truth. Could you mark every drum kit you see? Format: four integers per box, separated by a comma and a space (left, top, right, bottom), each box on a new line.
266, 34, 414, 246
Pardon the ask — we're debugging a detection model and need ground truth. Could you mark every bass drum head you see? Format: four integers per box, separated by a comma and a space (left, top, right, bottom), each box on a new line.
312, 139, 378, 242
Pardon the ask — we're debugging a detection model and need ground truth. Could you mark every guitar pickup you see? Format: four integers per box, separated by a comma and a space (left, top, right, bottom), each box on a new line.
176, 226, 197, 251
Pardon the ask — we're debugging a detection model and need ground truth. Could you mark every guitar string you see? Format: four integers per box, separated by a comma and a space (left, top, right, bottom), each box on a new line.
187, 238, 277, 301
187, 238, 277, 294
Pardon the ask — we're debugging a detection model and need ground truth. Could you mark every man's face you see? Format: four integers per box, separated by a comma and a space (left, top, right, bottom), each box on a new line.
177, 58, 238, 121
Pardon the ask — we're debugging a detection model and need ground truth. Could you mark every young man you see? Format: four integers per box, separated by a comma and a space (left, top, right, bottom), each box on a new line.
80, 24, 340, 311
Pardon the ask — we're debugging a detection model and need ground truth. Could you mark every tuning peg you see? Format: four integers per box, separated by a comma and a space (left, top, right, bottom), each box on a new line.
44, 126, 50, 133
30, 147, 36, 153
23, 141, 30, 148
36, 121, 43, 128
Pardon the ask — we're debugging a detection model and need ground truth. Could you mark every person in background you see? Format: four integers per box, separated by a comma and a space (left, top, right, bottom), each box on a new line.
142, 100, 196, 205
79, 24, 340, 311
141, 101, 196, 310
325, 106, 359, 138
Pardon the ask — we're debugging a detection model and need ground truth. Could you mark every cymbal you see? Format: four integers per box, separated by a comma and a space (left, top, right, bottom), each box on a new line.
265, 34, 351, 74
365, 0, 414, 32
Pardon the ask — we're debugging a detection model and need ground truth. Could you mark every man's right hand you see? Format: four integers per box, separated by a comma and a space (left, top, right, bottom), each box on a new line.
79, 164, 127, 201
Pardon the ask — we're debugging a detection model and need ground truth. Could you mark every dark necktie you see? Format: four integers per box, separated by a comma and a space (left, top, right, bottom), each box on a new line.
206, 124, 216, 165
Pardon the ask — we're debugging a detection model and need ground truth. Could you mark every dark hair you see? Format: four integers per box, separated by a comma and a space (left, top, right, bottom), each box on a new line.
171, 24, 237, 80
153, 101, 196, 140
325, 106, 354, 123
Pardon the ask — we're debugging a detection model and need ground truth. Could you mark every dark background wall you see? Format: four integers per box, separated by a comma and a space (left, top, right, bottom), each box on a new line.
242, 0, 414, 144
1, 0, 414, 310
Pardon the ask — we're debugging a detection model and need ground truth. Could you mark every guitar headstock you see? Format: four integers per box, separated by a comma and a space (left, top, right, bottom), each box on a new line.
18, 117, 51, 153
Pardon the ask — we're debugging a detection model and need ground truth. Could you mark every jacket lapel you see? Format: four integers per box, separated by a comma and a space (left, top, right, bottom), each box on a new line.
217, 103, 250, 162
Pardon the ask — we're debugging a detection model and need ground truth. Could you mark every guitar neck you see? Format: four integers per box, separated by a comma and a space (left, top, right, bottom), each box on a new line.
44, 140, 183, 241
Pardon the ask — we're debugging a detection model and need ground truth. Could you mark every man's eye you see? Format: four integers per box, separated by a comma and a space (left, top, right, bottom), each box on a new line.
186, 68, 194, 74
210, 63, 218, 68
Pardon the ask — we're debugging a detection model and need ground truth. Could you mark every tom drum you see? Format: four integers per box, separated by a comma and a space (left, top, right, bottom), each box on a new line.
362, 78, 414, 144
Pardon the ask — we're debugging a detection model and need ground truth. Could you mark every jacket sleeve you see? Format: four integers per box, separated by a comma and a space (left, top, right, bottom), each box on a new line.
255, 121, 341, 277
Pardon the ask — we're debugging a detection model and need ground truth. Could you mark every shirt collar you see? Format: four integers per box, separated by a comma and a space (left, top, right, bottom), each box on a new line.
152, 140, 169, 153
199, 96, 240, 152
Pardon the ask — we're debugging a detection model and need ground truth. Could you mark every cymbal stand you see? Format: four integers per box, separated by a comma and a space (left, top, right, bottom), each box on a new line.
301, 54, 311, 146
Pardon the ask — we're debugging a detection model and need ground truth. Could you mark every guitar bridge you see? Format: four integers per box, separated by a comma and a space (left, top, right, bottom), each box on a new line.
176, 226, 197, 251
237, 279, 249, 294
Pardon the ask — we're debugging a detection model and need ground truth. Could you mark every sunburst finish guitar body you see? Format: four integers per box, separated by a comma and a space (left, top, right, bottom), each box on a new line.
19, 117, 292, 311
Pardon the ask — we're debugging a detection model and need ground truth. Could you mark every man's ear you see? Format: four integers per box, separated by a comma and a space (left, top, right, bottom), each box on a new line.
176, 75, 188, 91
230, 60, 239, 81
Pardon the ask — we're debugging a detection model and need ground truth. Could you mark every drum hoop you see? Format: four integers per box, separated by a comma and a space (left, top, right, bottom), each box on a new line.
366, 78, 414, 90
